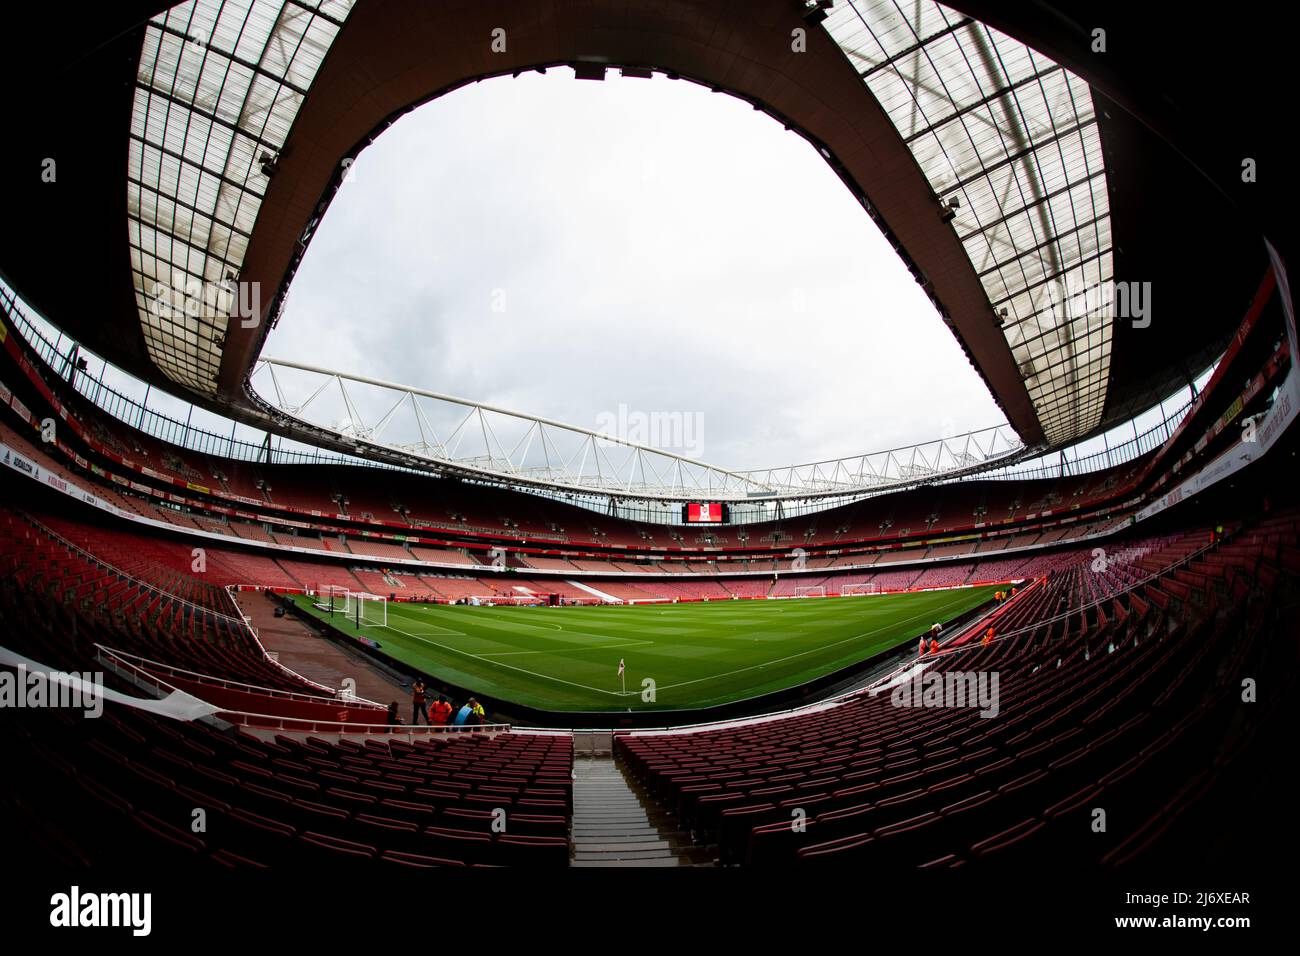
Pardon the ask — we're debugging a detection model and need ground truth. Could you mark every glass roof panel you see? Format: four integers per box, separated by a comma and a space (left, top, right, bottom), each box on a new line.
129, 0, 355, 395
826, 0, 1114, 444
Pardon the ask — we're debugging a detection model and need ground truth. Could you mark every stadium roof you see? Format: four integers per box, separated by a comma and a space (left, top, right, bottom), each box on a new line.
823, 1, 1111, 444
0, 0, 1282, 481
129, 0, 353, 394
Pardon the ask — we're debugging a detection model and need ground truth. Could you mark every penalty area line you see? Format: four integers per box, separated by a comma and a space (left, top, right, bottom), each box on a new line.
383, 623, 626, 697
477, 638, 655, 658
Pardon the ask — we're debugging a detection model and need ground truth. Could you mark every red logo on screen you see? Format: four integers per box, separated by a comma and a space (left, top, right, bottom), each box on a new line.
687, 503, 723, 523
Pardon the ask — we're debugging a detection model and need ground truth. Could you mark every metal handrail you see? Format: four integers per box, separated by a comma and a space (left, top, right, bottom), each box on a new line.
94, 644, 384, 709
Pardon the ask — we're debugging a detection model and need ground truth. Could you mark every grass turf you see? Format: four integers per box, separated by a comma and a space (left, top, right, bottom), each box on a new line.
291, 586, 997, 713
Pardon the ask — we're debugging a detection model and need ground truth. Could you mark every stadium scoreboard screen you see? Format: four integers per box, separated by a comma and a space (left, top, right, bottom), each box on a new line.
683, 502, 728, 524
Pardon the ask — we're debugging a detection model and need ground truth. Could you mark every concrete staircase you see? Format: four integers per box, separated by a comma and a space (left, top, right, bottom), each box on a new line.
570, 754, 715, 866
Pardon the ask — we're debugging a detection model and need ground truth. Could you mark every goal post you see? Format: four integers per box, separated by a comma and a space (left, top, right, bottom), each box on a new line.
354, 592, 388, 627
792, 585, 826, 599
313, 585, 350, 614
840, 582, 882, 597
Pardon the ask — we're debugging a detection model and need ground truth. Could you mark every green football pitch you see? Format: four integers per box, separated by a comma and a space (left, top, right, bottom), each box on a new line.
290, 586, 998, 713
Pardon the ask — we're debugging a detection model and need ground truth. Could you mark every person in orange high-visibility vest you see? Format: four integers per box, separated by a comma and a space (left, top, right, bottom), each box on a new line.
919, 637, 927, 656
982, 626, 995, 647
429, 695, 453, 726
929, 637, 939, 655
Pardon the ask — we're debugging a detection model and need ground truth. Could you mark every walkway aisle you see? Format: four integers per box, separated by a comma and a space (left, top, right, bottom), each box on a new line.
570, 753, 716, 866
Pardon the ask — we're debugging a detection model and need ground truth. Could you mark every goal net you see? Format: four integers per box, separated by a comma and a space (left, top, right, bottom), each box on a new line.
354, 592, 388, 626
313, 586, 350, 614
840, 582, 882, 597
793, 585, 826, 599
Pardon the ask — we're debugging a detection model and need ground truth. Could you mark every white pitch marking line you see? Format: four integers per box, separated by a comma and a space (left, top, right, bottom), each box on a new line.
472, 616, 566, 632
375, 590, 988, 701
383, 623, 626, 697
382, 613, 467, 637
478, 638, 655, 658
426, 607, 573, 633
643, 592, 984, 695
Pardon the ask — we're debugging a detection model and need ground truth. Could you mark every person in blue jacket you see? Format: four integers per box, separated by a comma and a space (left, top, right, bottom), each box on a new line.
452, 701, 473, 725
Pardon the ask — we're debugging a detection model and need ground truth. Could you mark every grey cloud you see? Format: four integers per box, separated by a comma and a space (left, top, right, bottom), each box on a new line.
263, 70, 1003, 473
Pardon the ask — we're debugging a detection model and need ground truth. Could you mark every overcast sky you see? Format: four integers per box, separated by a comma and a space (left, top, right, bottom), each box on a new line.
261, 69, 1005, 472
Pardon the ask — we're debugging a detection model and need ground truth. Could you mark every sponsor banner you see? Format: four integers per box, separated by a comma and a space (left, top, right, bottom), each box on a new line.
0, 378, 11, 405
927, 531, 979, 544
272, 516, 317, 531
10, 396, 31, 423
1256, 365, 1299, 454
3, 446, 24, 475
185, 481, 210, 494
1221, 394, 1244, 429
1134, 369, 1299, 523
